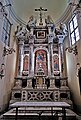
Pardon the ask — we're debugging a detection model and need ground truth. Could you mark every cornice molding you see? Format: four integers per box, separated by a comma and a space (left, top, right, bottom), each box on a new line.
5, 0, 73, 26
55, 5, 72, 25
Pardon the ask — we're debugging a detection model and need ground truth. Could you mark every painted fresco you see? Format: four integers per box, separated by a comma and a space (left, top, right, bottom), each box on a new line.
35, 50, 47, 75
23, 55, 29, 71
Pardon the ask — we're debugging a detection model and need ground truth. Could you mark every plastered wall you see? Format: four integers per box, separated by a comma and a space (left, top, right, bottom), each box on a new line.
0, 25, 17, 112
64, 27, 81, 113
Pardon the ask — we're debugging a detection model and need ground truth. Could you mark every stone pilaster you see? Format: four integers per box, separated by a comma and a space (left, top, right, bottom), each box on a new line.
47, 52, 51, 76
48, 34, 54, 75
18, 40, 24, 76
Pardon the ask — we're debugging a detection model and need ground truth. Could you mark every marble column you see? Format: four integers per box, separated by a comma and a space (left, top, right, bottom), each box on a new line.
47, 52, 51, 76
58, 44, 61, 76
30, 44, 34, 75
48, 43, 51, 75
59, 43, 64, 76
50, 43, 54, 75
58, 35, 65, 77
48, 34, 54, 76
29, 35, 34, 76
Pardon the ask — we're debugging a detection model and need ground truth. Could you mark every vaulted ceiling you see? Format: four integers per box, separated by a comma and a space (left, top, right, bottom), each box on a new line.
12, 0, 68, 23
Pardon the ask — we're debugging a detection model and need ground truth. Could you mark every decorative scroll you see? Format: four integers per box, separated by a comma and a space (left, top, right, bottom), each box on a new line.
35, 50, 48, 75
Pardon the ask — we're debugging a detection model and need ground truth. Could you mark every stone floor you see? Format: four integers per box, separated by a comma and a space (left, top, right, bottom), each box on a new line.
76, 114, 81, 120
0, 115, 81, 120
0, 108, 81, 120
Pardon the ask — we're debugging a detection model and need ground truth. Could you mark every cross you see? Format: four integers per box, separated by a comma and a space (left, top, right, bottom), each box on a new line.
35, 7, 47, 24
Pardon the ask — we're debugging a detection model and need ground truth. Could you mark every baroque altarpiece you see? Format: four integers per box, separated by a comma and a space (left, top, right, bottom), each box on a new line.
10, 7, 72, 105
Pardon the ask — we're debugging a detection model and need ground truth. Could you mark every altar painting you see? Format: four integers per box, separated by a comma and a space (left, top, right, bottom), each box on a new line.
23, 55, 29, 71
35, 50, 47, 75
53, 54, 59, 71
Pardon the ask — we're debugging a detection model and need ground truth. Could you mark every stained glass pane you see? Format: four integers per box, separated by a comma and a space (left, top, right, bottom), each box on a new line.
1, 17, 11, 46
70, 21, 73, 33
75, 28, 80, 41
3, 18, 7, 29
71, 32, 75, 45
73, 16, 78, 28
69, 15, 80, 45
2, 30, 6, 43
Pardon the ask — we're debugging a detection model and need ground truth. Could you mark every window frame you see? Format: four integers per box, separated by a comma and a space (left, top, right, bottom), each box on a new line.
69, 14, 80, 46
2, 16, 11, 46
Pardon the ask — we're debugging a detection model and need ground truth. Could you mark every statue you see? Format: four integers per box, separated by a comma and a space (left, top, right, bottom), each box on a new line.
45, 15, 54, 24
27, 15, 36, 26
15, 24, 28, 39
45, 15, 55, 32
55, 23, 68, 36
59, 23, 68, 35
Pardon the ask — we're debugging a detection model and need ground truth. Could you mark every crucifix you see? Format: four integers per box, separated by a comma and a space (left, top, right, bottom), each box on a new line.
35, 7, 47, 25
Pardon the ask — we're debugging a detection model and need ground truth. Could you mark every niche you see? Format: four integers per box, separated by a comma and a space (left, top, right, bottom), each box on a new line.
60, 93, 68, 99
22, 79, 27, 88
55, 79, 61, 88
32, 78, 36, 88
45, 78, 50, 89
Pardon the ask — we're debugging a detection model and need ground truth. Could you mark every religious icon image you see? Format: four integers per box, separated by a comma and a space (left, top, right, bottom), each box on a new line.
53, 54, 59, 71
37, 51, 44, 61
23, 55, 29, 71
35, 50, 48, 75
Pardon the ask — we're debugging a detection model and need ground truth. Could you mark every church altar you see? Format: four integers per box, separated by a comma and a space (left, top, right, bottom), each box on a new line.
9, 7, 72, 107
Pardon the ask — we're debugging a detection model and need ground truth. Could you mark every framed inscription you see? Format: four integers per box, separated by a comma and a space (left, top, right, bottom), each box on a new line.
36, 30, 46, 39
